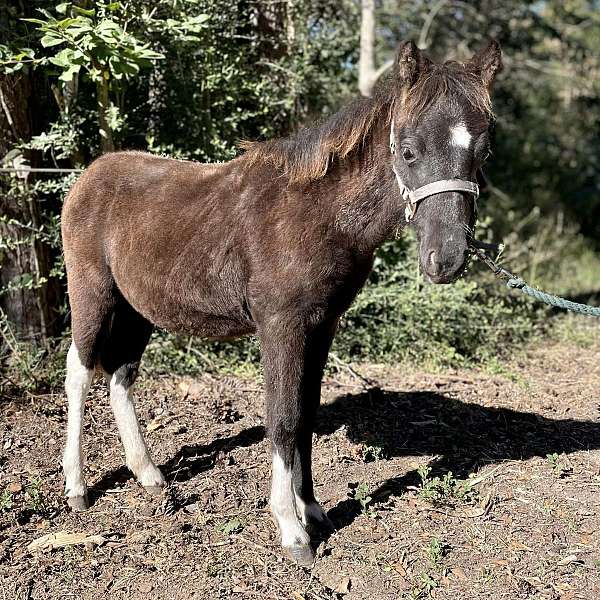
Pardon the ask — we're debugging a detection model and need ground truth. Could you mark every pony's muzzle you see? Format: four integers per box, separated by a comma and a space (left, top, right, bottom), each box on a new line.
421, 240, 468, 284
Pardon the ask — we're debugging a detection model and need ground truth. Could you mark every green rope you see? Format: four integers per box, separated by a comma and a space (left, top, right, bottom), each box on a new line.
470, 244, 600, 318
506, 277, 600, 317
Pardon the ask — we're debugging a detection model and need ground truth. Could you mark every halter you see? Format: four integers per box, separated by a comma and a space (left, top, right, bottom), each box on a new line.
390, 122, 480, 222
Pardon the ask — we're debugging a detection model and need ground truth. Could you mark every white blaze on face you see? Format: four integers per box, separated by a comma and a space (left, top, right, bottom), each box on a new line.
450, 123, 472, 149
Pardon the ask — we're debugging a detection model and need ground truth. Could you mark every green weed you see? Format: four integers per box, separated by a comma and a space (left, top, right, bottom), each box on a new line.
218, 517, 246, 535
410, 573, 439, 598
349, 482, 376, 516
424, 537, 448, 567
546, 453, 572, 478
0, 489, 13, 512
416, 465, 477, 506
360, 444, 386, 462
24, 477, 47, 513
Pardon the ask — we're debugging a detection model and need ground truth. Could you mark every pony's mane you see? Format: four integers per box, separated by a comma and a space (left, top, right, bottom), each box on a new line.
241, 60, 493, 184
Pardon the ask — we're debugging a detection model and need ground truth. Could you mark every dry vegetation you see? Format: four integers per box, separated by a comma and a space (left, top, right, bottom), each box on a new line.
1, 319, 599, 599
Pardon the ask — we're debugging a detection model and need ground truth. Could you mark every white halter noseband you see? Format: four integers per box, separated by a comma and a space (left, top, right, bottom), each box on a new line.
390, 121, 480, 222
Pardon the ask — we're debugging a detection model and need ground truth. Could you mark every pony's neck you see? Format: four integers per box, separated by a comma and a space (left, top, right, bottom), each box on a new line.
325, 117, 406, 253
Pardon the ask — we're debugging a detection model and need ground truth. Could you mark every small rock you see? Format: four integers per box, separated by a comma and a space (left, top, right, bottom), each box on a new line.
139, 505, 155, 517
7, 482, 22, 493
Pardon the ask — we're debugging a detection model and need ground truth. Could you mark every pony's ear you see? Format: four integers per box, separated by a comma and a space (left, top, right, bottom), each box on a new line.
469, 39, 503, 89
395, 41, 431, 88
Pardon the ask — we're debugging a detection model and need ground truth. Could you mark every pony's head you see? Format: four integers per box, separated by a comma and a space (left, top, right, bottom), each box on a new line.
390, 40, 502, 283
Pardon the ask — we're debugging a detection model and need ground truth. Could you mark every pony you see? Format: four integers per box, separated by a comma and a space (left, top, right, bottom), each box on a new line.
61, 40, 502, 565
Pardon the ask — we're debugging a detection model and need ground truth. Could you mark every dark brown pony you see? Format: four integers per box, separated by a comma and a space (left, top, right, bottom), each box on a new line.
61, 40, 502, 565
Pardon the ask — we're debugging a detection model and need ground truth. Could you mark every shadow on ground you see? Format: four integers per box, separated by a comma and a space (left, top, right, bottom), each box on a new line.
92, 386, 600, 529
161, 425, 265, 482
317, 387, 600, 532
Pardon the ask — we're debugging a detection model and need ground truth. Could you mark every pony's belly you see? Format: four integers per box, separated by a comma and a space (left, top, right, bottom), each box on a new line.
128, 295, 256, 339
169, 311, 257, 338
111, 250, 255, 338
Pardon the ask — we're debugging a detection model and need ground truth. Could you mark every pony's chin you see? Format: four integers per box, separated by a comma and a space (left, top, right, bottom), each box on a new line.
422, 268, 464, 284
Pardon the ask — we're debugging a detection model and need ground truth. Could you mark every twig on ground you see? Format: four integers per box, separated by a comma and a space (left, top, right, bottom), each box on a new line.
329, 353, 375, 388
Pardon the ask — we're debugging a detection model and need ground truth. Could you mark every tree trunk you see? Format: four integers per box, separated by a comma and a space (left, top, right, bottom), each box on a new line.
358, 0, 393, 97
359, 0, 376, 97
0, 72, 60, 341
96, 75, 115, 153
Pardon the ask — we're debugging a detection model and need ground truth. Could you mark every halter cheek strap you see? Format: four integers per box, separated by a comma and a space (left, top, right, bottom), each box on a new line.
390, 121, 480, 222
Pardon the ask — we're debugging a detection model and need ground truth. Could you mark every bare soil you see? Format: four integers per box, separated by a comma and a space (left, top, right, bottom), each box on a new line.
1, 333, 599, 599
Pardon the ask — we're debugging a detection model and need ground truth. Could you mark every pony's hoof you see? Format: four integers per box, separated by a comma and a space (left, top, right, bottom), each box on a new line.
143, 485, 164, 497
67, 494, 89, 511
284, 544, 315, 567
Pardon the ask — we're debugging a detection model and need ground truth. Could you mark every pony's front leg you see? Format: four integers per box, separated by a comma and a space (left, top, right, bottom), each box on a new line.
261, 318, 314, 566
292, 320, 337, 536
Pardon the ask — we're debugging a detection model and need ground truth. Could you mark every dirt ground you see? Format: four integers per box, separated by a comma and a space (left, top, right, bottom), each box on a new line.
1, 326, 599, 599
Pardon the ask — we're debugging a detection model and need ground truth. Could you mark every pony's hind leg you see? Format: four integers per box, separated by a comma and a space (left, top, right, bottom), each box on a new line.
63, 266, 114, 511
100, 298, 165, 493
63, 342, 95, 510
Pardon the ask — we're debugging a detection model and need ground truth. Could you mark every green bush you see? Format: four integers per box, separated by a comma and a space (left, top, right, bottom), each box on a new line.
334, 236, 545, 368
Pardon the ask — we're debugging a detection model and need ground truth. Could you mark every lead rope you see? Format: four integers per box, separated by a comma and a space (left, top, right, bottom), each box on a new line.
471, 244, 600, 317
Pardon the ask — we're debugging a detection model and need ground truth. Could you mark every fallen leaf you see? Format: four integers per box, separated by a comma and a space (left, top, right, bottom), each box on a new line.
509, 540, 532, 552
491, 559, 509, 567
292, 592, 305, 600
146, 417, 165, 432
146, 413, 181, 432
186, 383, 204, 397
451, 567, 467, 580
459, 492, 493, 518
557, 554, 579, 566
334, 577, 352, 594
28, 532, 107, 553
7, 482, 22, 493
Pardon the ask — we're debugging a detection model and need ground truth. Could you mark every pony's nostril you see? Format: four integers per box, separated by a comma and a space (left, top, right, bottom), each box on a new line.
428, 250, 438, 271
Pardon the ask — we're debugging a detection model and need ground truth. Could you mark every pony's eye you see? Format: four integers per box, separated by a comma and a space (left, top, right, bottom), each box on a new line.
402, 147, 416, 163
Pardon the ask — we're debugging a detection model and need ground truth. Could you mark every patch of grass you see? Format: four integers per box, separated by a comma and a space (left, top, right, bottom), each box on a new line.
143, 330, 261, 378
551, 315, 599, 348
218, 517, 246, 535
546, 453, 572, 478
416, 465, 477, 507
0, 489, 13, 512
0, 314, 69, 394
483, 356, 530, 389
